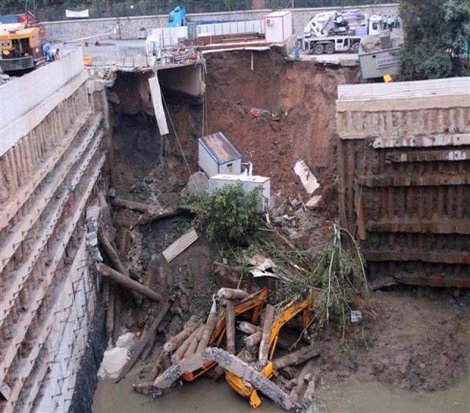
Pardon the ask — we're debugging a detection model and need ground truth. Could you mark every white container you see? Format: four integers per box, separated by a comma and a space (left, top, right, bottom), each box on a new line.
264, 10, 293, 44
146, 26, 188, 56
196, 20, 264, 37
198, 132, 242, 177
209, 174, 271, 211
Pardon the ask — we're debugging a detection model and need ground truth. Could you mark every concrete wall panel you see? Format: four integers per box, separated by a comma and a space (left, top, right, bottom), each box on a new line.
0, 49, 87, 157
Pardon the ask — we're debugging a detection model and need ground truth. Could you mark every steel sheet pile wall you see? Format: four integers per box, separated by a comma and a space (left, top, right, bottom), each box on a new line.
0, 50, 107, 412
336, 78, 470, 287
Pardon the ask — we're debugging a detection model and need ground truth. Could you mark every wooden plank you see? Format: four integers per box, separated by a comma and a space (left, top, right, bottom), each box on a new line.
0, 111, 100, 233
116, 300, 170, 382
0, 155, 105, 384
364, 249, 470, 265
366, 219, 470, 235
359, 174, 469, 187
162, 228, 198, 263
385, 149, 470, 163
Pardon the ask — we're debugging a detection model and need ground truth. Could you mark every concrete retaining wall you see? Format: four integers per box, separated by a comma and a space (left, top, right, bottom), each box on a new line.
0, 48, 108, 412
43, 4, 399, 42
0, 49, 86, 157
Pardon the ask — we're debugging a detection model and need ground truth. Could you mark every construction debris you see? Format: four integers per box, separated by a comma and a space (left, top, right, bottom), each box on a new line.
134, 288, 317, 411
116, 300, 171, 382
217, 287, 249, 301
162, 228, 199, 263
96, 263, 163, 302
98, 333, 136, 379
196, 299, 218, 354
249, 254, 279, 278
272, 346, 321, 370
294, 160, 320, 194
258, 304, 275, 367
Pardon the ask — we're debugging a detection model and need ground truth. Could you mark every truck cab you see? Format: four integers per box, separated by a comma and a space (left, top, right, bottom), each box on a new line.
368, 15, 383, 36
167, 6, 186, 28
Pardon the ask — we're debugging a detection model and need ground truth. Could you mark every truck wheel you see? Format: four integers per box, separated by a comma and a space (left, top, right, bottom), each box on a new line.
324, 43, 335, 54
313, 44, 324, 55
351, 42, 360, 54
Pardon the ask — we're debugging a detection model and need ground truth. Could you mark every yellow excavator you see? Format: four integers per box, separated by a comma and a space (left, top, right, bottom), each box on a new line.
225, 295, 314, 408
181, 288, 268, 382
0, 26, 45, 72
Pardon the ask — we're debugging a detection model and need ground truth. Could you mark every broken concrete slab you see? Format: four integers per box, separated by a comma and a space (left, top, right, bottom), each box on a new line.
306, 195, 322, 209
294, 160, 319, 195
98, 333, 136, 379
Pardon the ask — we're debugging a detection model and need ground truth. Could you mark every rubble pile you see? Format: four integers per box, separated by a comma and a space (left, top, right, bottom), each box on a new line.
130, 288, 321, 412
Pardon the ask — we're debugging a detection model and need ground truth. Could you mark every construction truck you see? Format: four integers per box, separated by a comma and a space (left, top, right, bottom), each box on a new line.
0, 25, 45, 72
301, 10, 382, 55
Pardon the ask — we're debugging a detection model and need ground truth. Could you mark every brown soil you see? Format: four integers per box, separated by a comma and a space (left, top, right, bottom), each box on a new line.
204, 49, 358, 201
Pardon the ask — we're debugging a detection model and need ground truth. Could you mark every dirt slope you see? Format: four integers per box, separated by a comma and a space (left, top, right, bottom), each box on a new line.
204, 49, 358, 198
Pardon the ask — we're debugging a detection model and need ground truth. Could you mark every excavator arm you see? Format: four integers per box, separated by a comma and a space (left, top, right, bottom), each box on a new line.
182, 288, 268, 381
226, 295, 314, 408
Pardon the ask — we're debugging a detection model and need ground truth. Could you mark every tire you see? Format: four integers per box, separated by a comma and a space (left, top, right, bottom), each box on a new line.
313, 43, 325, 55
351, 42, 360, 54
324, 42, 335, 54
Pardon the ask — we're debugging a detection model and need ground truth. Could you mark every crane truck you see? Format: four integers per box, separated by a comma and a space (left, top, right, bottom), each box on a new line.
301, 10, 382, 55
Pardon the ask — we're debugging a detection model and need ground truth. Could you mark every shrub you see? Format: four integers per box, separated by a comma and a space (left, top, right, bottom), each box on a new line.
188, 183, 260, 245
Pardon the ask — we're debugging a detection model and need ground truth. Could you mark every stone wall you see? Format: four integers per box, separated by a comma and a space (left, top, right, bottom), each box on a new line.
44, 4, 399, 42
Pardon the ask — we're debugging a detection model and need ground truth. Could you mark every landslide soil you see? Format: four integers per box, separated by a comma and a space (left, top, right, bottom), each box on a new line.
204, 49, 358, 207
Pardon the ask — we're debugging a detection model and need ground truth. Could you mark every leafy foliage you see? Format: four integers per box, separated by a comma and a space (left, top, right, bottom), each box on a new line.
399, 0, 470, 80
278, 227, 367, 336
187, 183, 260, 245
242, 224, 367, 338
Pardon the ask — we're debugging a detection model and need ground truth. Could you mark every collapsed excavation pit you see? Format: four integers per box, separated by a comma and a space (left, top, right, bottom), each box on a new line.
1, 46, 468, 413
92, 50, 469, 413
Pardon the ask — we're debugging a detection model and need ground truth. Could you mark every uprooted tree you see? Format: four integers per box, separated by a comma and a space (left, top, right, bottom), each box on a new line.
399, 0, 470, 80
187, 183, 260, 245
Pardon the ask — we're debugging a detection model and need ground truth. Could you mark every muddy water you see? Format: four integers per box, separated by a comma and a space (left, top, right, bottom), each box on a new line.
92, 369, 282, 413
93, 370, 469, 413
316, 377, 470, 413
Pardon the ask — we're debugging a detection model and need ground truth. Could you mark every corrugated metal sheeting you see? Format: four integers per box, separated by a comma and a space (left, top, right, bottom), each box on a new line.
336, 77, 470, 288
